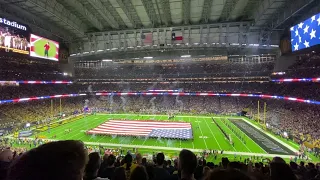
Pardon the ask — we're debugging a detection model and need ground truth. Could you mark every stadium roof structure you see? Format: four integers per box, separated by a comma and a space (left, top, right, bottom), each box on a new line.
0, 0, 319, 58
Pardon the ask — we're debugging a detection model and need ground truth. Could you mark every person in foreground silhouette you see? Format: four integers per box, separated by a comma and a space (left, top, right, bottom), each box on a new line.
7, 140, 87, 180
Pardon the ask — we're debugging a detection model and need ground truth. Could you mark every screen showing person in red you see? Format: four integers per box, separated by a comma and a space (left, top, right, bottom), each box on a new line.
44, 42, 50, 58
30, 34, 59, 61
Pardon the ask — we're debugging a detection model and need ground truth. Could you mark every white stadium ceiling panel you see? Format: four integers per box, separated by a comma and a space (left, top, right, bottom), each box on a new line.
86, 0, 120, 29
220, 0, 240, 21
0, 1, 74, 41
100, 0, 127, 28
253, 0, 287, 27
229, 0, 249, 20
115, 0, 143, 28
141, 0, 161, 26
109, 0, 134, 28
160, 0, 173, 25
56, 0, 103, 31
10, 0, 87, 38
241, 0, 261, 20
0, 0, 310, 44
190, 0, 204, 23
201, 0, 214, 23
132, 0, 152, 27
170, 0, 182, 24
209, 0, 226, 21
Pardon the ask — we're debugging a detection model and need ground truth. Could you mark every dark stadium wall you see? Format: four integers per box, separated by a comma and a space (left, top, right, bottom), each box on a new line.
273, 55, 297, 72
59, 62, 74, 77
58, 44, 73, 76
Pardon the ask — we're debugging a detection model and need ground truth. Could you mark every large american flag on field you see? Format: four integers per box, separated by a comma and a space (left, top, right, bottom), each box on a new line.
291, 12, 320, 51
87, 120, 193, 139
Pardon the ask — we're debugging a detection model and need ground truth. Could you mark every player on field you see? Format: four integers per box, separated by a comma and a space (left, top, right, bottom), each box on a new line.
44, 42, 50, 57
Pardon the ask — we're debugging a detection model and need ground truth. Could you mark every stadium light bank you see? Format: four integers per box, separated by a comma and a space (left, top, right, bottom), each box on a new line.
0, 18, 27, 31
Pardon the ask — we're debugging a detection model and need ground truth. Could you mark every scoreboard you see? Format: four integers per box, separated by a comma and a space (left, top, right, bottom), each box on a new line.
0, 17, 30, 55
30, 34, 59, 61
0, 16, 60, 61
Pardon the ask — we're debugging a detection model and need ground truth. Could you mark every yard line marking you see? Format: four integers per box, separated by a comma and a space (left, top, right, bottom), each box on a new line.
196, 117, 208, 149
48, 115, 104, 140
204, 118, 222, 150
218, 118, 252, 153
63, 116, 115, 140
58, 114, 128, 141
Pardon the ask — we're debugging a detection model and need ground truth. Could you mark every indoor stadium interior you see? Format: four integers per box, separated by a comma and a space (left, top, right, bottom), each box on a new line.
0, 0, 320, 180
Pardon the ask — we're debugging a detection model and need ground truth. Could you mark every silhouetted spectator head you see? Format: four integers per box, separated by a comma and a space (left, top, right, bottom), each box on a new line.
0, 149, 13, 162
221, 157, 230, 169
290, 162, 298, 170
113, 167, 126, 180
272, 157, 286, 164
206, 162, 215, 169
142, 157, 147, 165
7, 140, 87, 180
102, 154, 109, 162
129, 165, 148, 180
270, 162, 297, 180
136, 153, 142, 164
145, 165, 154, 180
107, 154, 116, 167
228, 162, 242, 170
0, 149, 14, 180
156, 152, 165, 166
199, 159, 203, 166
308, 162, 315, 169
179, 149, 197, 178
205, 169, 251, 180
203, 166, 211, 179
255, 163, 261, 170
174, 159, 178, 168
124, 153, 133, 171
167, 160, 172, 166
84, 152, 101, 180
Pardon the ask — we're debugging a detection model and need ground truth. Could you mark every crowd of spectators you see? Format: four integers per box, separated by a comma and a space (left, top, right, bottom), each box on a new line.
272, 52, 320, 78
1, 94, 319, 143
75, 61, 274, 79
2, 81, 320, 101
0, 55, 67, 80
0, 140, 319, 180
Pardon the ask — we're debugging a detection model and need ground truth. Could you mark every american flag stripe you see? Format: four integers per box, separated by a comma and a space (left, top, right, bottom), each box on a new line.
100, 122, 191, 128
109, 120, 190, 125
87, 120, 192, 137
88, 130, 150, 136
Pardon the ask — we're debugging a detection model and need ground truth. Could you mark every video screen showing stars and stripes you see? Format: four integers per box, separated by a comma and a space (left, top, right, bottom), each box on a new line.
291, 13, 320, 51
30, 34, 59, 61
87, 120, 193, 140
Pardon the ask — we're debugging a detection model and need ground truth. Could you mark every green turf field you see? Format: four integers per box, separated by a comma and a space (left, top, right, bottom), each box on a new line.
33, 39, 57, 59
28, 114, 304, 158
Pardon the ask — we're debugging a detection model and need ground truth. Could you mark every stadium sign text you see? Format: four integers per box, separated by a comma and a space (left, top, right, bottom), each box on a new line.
0, 18, 27, 31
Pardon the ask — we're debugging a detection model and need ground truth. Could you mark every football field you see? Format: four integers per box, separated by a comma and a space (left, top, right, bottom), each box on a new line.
30, 114, 301, 158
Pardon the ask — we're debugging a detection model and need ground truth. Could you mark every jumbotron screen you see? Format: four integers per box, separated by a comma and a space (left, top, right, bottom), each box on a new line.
291, 12, 320, 51
30, 34, 59, 61
0, 17, 30, 55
